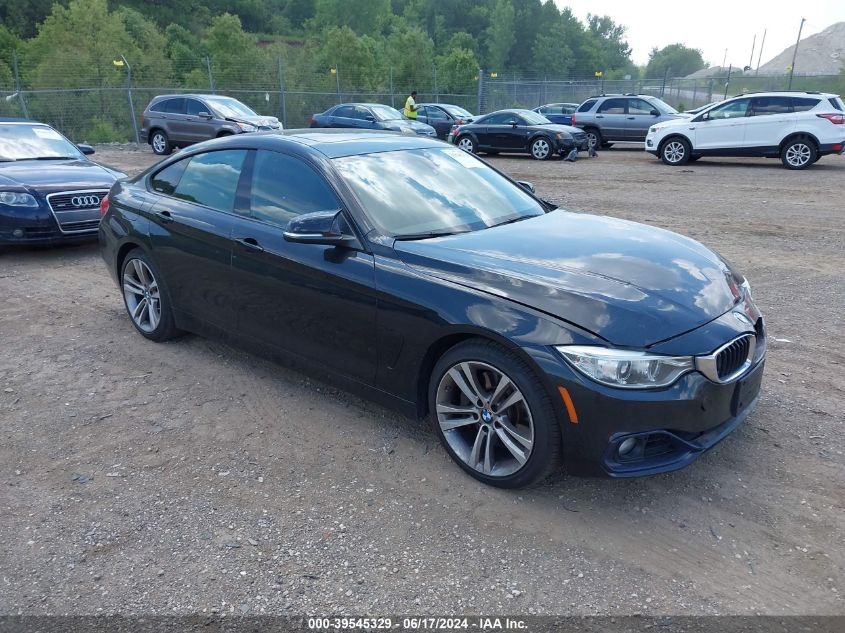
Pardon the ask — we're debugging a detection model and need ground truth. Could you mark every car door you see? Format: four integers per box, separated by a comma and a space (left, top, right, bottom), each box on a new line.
474, 113, 506, 148
184, 98, 217, 143
146, 149, 247, 328
744, 96, 797, 150
487, 113, 525, 150
626, 98, 661, 141
162, 97, 189, 144
328, 105, 357, 128
353, 106, 380, 130
422, 106, 453, 138
228, 149, 378, 384
692, 98, 751, 151
595, 98, 628, 141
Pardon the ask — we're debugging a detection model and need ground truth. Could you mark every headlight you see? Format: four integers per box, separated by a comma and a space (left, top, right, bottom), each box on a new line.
401, 127, 416, 135
0, 191, 38, 207
649, 127, 658, 133
556, 346, 694, 389
555, 132, 570, 140
741, 277, 752, 299
237, 122, 257, 132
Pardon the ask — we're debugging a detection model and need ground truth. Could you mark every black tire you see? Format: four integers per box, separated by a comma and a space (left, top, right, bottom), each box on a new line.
120, 248, 179, 342
600, 142, 613, 149
688, 155, 701, 162
660, 136, 691, 166
584, 127, 602, 150
455, 135, 476, 153
781, 137, 817, 170
529, 136, 553, 160
150, 130, 171, 155
429, 339, 562, 488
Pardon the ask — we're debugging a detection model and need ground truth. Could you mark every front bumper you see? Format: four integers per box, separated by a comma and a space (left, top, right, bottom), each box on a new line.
1, 207, 98, 245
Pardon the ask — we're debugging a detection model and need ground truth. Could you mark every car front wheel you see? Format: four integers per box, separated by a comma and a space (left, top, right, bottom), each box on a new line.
781, 138, 816, 170
429, 340, 562, 488
584, 128, 602, 149
660, 137, 691, 165
530, 137, 553, 160
121, 249, 179, 342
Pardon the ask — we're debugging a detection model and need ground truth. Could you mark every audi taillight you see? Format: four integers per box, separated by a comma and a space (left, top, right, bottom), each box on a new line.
571, 113, 576, 125
455, 119, 465, 125
100, 194, 110, 217
817, 113, 845, 124
451, 125, 460, 137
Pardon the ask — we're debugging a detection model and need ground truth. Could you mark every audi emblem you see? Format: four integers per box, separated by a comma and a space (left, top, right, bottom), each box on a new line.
71, 195, 101, 207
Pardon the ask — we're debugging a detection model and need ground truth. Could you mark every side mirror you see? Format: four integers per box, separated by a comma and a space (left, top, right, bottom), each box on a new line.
77, 144, 95, 155
650, 109, 660, 116
517, 180, 535, 194
283, 209, 358, 247
198, 111, 213, 119
365, 115, 375, 122
511, 122, 518, 128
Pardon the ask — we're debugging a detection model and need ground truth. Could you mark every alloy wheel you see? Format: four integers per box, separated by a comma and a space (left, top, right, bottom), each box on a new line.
123, 258, 161, 333
585, 131, 599, 148
457, 137, 475, 153
531, 139, 550, 160
663, 141, 686, 164
435, 361, 534, 477
785, 143, 811, 167
152, 134, 166, 154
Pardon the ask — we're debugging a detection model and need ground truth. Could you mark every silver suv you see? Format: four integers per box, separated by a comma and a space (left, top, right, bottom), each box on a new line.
141, 94, 282, 155
573, 94, 684, 149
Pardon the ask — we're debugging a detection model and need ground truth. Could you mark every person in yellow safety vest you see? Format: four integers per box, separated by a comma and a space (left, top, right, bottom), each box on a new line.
403, 91, 418, 119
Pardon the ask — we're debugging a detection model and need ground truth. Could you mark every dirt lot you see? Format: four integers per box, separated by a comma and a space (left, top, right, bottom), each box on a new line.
1, 143, 844, 617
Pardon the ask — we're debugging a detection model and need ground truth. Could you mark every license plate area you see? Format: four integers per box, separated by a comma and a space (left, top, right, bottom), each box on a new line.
731, 364, 764, 415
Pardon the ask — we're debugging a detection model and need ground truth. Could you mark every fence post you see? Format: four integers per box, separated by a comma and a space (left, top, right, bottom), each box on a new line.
277, 56, 287, 128
476, 69, 484, 115
120, 54, 140, 144
660, 67, 670, 97
335, 63, 341, 103
389, 66, 395, 109
205, 56, 215, 93
11, 50, 29, 118
433, 66, 438, 103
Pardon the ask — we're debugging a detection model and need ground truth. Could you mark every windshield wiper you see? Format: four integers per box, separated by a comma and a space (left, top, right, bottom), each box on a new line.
394, 230, 469, 241
490, 215, 534, 228
31, 156, 78, 160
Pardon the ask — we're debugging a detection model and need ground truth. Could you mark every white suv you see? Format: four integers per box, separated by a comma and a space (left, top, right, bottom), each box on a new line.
645, 91, 845, 169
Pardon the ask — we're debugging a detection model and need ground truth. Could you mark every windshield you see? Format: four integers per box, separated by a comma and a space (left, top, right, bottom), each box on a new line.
443, 105, 473, 119
206, 97, 258, 119
370, 105, 405, 121
0, 124, 83, 161
520, 111, 552, 125
334, 147, 544, 237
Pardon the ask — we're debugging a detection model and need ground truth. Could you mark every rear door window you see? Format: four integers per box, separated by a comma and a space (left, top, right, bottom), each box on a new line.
828, 97, 843, 111
248, 150, 339, 227
164, 98, 186, 114
333, 106, 355, 118
791, 97, 820, 112
149, 100, 168, 113
426, 107, 449, 121
598, 98, 626, 114
172, 150, 248, 213
749, 96, 792, 116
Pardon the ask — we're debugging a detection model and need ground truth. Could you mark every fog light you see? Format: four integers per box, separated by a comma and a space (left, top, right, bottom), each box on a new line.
12, 228, 24, 238
618, 437, 637, 456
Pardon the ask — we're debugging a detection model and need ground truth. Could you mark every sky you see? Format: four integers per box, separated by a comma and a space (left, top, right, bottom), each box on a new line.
554, 0, 845, 69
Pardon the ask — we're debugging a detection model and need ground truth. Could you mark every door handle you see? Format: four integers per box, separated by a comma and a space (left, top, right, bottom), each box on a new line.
627, 116, 635, 120
155, 210, 173, 223
595, 115, 604, 118
235, 237, 264, 253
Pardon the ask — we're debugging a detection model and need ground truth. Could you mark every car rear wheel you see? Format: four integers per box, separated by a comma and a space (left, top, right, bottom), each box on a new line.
429, 340, 562, 488
456, 136, 476, 153
150, 130, 171, 155
660, 137, 691, 165
584, 128, 602, 149
781, 137, 816, 170
530, 137, 552, 160
121, 249, 179, 342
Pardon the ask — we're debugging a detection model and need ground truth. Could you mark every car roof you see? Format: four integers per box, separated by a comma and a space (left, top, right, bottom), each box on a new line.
729, 90, 838, 98
187, 128, 445, 159
150, 94, 239, 101
0, 117, 39, 124
331, 103, 397, 109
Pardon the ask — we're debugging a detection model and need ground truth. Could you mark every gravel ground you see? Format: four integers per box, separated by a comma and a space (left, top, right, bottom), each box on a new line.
1, 142, 843, 617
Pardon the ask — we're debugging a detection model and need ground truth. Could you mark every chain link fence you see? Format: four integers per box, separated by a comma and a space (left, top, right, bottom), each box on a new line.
1, 52, 840, 144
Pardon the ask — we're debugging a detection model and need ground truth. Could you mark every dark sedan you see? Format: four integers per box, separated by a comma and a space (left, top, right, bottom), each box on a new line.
533, 102, 578, 126
309, 103, 436, 137
1, 118, 124, 247
449, 109, 588, 160
100, 131, 765, 488
415, 103, 475, 139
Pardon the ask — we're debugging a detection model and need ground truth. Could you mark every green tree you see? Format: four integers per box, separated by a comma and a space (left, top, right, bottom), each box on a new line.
484, 0, 514, 72
314, 25, 384, 90
384, 22, 435, 92
283, 0, 316, 28
436, 47, 478, 95
0, 0, 57, 38
203, 13, 268, 89
312, 0, 391, 37
645, 43, 705, 79
586, 14, 631, 72
0, 24, 18, 89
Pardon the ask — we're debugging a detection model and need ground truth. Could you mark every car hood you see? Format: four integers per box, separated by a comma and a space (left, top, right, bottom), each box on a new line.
385, 119, 434, 132
540, 123, 582, 135
0, 159, 124, 193
393, 211, 744, 347
227, 115, 281, 128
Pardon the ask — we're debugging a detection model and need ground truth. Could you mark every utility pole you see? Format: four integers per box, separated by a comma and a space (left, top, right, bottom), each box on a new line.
476, 69, 484, 115
389, 67, 395, 109
11, 50, 29, 118
724, 64, 732, 100
277, 56, 287, 128
756, 29, 767, 74
205, 56, 214, 93
787, 18, 806, 89
747, 34, 756, 70
722, 49, 728, 69
335, 63, 341, 103
118, 54, 140, 144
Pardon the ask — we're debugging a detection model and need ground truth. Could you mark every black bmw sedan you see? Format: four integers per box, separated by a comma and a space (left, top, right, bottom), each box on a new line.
448, 109, 589, 160
0, 118, 124, 246
100, 130, 765, 488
